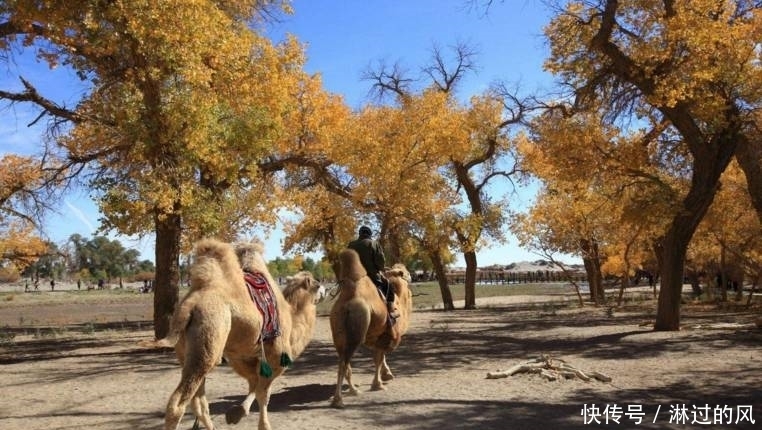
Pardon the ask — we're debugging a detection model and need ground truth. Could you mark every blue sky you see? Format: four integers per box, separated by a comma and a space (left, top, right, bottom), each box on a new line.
0, 0, 570, 266
266, 0, 553, 108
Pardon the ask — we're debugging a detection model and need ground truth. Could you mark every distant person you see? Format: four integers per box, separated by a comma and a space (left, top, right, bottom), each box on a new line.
50, 279, 55, 291
97, 279, 104, 289
77, 279, 81, 290
347, 225, 399, 319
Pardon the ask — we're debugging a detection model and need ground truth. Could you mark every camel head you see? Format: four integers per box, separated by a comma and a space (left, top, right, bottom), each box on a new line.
283, 270, 326, 304
234, 240, 267, 273
385, 263, 412, 283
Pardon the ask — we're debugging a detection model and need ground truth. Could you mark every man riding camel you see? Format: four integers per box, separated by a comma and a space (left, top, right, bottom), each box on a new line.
347, 225, 400, 320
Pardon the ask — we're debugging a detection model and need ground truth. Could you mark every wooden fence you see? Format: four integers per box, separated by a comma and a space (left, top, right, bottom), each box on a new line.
443, 269, 587, 285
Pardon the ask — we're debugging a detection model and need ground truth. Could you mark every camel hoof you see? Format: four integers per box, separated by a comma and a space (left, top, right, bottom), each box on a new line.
381, 373, 394, 382
370, 383, 386, 392
342, 383, 359, 396
330, 398, 345, 409
225, 405, 247, 425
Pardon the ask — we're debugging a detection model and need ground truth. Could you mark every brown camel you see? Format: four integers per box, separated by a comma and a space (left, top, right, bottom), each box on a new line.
141, 238, 324, 430
329, 248, 413, 408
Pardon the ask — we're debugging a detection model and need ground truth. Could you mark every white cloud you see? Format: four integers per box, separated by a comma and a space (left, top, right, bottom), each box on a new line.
64, 200, 96, 233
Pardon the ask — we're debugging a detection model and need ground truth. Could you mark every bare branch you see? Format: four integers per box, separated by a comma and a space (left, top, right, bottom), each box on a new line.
362, 60, 414, 103
0, 77, 82, 124
422, 42, 478, 93
258, 154, 353, 199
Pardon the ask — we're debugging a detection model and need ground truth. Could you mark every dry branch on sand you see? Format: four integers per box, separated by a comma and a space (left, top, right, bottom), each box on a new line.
486, 354, 612, 383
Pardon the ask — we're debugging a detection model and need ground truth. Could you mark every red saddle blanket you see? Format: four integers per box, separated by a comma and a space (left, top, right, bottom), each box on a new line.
244, 271, 281, 342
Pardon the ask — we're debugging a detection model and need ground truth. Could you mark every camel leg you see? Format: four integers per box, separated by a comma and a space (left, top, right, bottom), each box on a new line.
164, 365, 212, 429
225, 375, 258, 425
331, 359, 348, 408
370, 350, 387, 391
344, 362, 359, 395
190, 379, 214, 429
380, 354, 394, 382
255, 378, 275, 430
166, 309, 229, 430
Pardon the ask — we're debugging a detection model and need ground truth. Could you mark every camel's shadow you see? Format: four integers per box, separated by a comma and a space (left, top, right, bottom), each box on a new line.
211, 383, 335, 414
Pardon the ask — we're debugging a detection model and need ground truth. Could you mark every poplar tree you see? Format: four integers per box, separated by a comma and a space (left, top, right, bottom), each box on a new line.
0, 0, 302, 337
542, 0, 762, 329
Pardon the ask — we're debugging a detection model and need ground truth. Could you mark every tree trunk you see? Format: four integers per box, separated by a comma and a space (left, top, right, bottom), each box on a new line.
580, 239, 604, 304
654, 157, 729, 330
719, 245, 728, 302
735, 138, 762, 225
153, 208, 182, 339
617, 269, 629, 307
687, 270, 702, 297
463, 250, 477, 309
384, 226, 403, 264
654, 231, 690, 331
430, 251, 454, 310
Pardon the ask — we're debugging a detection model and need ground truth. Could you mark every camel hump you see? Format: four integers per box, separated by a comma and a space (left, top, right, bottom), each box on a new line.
339, 249, 366, 281
234, 240, 266, 273
194, 238, 236, 262
191, 238, 241, 287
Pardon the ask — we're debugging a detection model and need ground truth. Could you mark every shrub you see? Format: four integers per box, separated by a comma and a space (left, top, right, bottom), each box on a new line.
0, 267, 21, 282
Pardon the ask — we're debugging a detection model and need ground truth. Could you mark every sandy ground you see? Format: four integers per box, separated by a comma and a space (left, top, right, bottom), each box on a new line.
0, 286, 761, 430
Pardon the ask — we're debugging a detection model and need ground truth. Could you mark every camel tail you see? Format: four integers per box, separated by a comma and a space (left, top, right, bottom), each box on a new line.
342, 300, 371, 364
138, 295, 195, 348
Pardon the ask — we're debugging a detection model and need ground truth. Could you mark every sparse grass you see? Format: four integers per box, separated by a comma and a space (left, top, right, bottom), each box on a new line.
408, 282, 574, 309
429, 319, 450, 332
0, 287, 151, 308
0, 326, 15, 345
541, 302, 559, 316
316, 281, 576, 315
83, 322, 96, 335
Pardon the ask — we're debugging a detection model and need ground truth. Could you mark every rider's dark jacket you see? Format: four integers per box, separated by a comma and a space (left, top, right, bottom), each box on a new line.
347, 234, 386, 285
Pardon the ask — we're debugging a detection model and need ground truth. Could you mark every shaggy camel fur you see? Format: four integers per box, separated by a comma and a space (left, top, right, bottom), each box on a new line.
329, 248, 413, 408
141, 238, 324, 430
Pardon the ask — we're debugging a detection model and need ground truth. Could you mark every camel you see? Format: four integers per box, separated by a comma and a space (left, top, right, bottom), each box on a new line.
329, 248, 413, 408
140, 238, 325, 430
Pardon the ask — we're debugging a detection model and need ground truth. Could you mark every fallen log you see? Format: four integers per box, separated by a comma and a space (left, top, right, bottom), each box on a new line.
487, 355, 611, 383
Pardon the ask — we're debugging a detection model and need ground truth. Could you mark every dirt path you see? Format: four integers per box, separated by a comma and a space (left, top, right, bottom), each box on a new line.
0, 295, 760, 430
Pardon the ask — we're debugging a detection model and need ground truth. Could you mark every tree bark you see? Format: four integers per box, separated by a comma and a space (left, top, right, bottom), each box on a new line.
384, 226, 403, 264
719, 245, 728, 302
735, 137, 762, 225
430, 251, 455, 310
153, 208, 182, 339
463, 250, 477, 309
654, 231, 690, 331
654, 154, 731, 330
580, 238, 604, 304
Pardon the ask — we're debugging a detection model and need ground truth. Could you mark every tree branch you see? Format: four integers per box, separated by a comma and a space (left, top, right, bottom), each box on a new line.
0, 77, 82, 124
